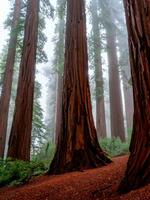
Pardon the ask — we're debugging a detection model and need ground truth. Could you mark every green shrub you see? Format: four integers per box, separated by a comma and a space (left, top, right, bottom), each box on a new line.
99, 137, 130, 157
0, 159, 46, 187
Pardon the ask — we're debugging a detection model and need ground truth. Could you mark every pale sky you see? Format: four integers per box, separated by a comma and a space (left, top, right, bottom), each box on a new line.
0, 0, 10, 50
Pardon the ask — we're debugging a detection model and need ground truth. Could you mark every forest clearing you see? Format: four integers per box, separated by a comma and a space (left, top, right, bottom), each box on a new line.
0, 0, 150, 199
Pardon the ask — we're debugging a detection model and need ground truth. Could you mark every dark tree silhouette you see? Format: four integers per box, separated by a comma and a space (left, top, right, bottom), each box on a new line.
8, 0, 39, 161
48, 0, 111, 174
119, 0, 150, 193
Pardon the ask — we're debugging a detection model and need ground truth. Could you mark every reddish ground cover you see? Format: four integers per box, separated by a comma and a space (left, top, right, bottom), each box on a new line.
0, 156, 149, 200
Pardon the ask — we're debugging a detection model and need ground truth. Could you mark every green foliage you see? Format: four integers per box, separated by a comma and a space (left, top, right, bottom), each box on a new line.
32, 142, 55, 167
99, 137, 130, 157
0, 52, 7, 87
32, 81, 47, 156
0, 159, 47, 187
0, 143, 56, 188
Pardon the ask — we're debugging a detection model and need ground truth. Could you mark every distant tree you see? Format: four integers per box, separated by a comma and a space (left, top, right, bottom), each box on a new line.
0, 0, 21, 158
54, 0, 66, 143
100, 0, 126, 141
89, 0, 107, 138
119, 0, 150, 193
8, 0, 40, 161
48, 0, 111, 174
45, 72, 57, 143
117, 16, 133, 132
44, 0, 66, 144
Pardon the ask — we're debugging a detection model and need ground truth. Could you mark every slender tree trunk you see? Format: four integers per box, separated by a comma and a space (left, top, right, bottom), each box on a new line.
90, 0, 107, 138
118, 34, 134, 132
106, 16, 126, 142
54, 16, 65, 144
48, 0, 111, 175
8, 0, 39, 161
119, 0, 150, 193
55, 74, 63, 144
123, 75, 133, 131
0, 0, 21, 158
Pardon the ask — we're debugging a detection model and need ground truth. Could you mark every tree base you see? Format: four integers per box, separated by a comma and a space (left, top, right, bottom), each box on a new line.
48, 148, 112, 175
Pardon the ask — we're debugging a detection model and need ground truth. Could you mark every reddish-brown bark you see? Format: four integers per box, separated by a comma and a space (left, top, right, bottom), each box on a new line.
91, 0, 107, 138
7, 0, 39, 161
0, 0, 21, 158
119, 0, 150, 193
106, 15, 126, 142
48, 0, 111, 174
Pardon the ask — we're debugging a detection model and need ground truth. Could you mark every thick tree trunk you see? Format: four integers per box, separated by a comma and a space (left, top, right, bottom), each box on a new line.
8, 0, 39, 161
106, 18, 126, 142
48, 0, 111, 174
91, 0, 107, 138
0, 0, 21, 158
119, 0, 150, 193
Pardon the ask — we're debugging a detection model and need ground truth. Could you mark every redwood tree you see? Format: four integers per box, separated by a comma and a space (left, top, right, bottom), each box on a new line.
8, 0, 39, 161
48, 0, 111, 175
104, 3, 126, 142
54, 2, 65, 143
90, 0, 107, 138
0, 0, 21, 158
117, 18, 133, 132
119, 0, 150, 193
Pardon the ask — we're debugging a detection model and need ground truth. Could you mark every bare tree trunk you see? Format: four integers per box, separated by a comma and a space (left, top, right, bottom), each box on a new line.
48, 0, 111, 175
8, 0, 39, 161
123, 76, 133, 131
119, 0, 150, 193
55, 74, 63, 144
90, 0, 107, 138
106, 18, 126, 142
54, 15, 65, 144
0, 0, 21, 158
118, 32, 134, 132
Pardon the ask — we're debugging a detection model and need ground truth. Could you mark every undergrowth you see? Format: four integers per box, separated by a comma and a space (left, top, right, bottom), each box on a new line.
0, 136, 131, 188
99, 137, 130, 157
0, 159, 46, 187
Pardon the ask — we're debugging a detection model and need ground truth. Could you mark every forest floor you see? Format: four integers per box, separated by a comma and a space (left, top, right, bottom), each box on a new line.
0, 156, 150, 200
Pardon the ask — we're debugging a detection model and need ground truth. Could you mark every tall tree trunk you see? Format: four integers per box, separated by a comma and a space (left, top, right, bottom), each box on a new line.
90, 0, 107, 138
0, 0, 21, 158
54, 15, 65, 144
123, 72, 133, 132
106, 14, 126, 142
118, 32, 134, 132
48, 0, 111, 175
8, 0, 39, 161
119, 0, 150, 193
55, 74, 63, 144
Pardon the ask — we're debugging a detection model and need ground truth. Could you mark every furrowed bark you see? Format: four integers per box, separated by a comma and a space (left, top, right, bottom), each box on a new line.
119, 0, 150, 193
8, 0, 39, 161
48, 0, 111, 175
